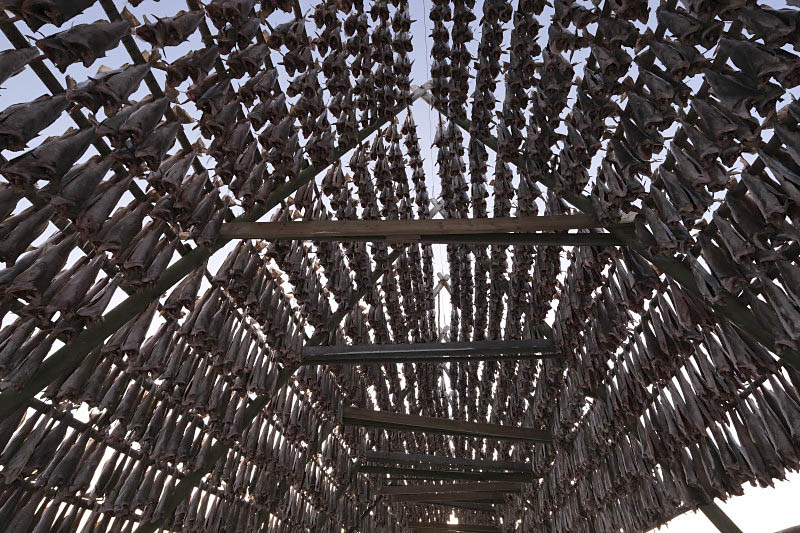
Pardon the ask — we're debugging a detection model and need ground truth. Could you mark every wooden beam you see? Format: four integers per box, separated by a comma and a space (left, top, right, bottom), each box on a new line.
389, 492, 506, 503
408, 524, 501, 533
217, 230, 622, 246
290, 232, 622, 246
302, 339, 559, 364
357, 465, 531, 482
365, 451, 531, 473
379, 481, 522, 496
219, 214, 610, 240
303, 352, 555, 364
418, 502, 497, 512
343, 407, 552, 443
418, 232, 622, 246
700, 503, 744, 533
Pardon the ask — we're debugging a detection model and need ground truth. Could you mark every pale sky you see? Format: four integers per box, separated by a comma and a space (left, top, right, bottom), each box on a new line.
650, 471, 800, 532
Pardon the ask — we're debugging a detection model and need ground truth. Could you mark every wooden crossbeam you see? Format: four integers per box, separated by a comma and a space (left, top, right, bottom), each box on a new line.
420, 502, 497, 512
418, 232, 622, 246
379, 481, 522, 496
219, 214, 613, 241
408, 524, 501, 533
365, 451, 531, 473
302, 339, 558, 364
218, 229, 621, 246
343, 407, 552, 443
357, 465, 531, 482
389, 492, 506, 503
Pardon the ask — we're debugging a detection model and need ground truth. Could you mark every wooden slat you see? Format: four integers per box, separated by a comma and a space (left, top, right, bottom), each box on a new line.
379, 481, 522, 496
389, 492, 506, 503
357, 465, 531, 482
305, 339, 553, 357
419, 232, 622, 246
219, 214, 607, 240
365, 451, 531, 473
408, 524, 501, 533
420, 502, 497, 512
343, 407, 552, 443
217, 230, 622, 246
303, 339, 559, 364
303, 352, 559, 364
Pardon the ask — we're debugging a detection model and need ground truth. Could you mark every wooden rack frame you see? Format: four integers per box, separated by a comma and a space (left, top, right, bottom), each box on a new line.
301, 339, 559, 364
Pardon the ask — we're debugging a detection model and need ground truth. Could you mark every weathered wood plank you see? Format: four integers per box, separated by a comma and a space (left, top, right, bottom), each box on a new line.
343, 407, 552, 443
297, 232, 622, 246
303, 352, 560, 364
408, 524, 501, 533
390, 492, 506, 503
302, 339, 559, 364
419, 232, 622, 246
219, 214, 608, 240
365, 451, 531, 473
421, 501, 497, 512
305, 339, 553, 357
379, 481, 522, 495
700, 503, 744, 533
357, 465, 531, 482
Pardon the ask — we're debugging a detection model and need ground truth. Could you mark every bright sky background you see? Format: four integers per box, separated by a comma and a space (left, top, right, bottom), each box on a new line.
1, 0, 799, 531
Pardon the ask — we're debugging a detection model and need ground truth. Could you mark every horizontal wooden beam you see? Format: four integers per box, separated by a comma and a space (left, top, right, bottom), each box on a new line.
390, 492, 506, 503
219, 214, 610, 241
303, 353, 556, 365
417, 501, 497, 512
357, 465, 531, 482
302, 339, 558, 365
365, 451, 531, 473
343, 407, 552, 443
408, 524, 501, 533
218, 231, 622, 246
418, 232, 622, 246
379, 481, 522, 496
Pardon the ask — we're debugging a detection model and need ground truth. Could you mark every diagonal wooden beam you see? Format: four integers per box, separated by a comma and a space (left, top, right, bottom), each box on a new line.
358, 465, 531, 482
343, 407, 552, 443
365, 451, 531, 473
302, 339, 559, 364
219, 214, 616, 240
379, 481, 522, 496
700, 503, 744, 533
421, 90, 800, 371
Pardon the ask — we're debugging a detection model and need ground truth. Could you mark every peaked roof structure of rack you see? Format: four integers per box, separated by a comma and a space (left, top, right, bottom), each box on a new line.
0, 0, 799, 531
